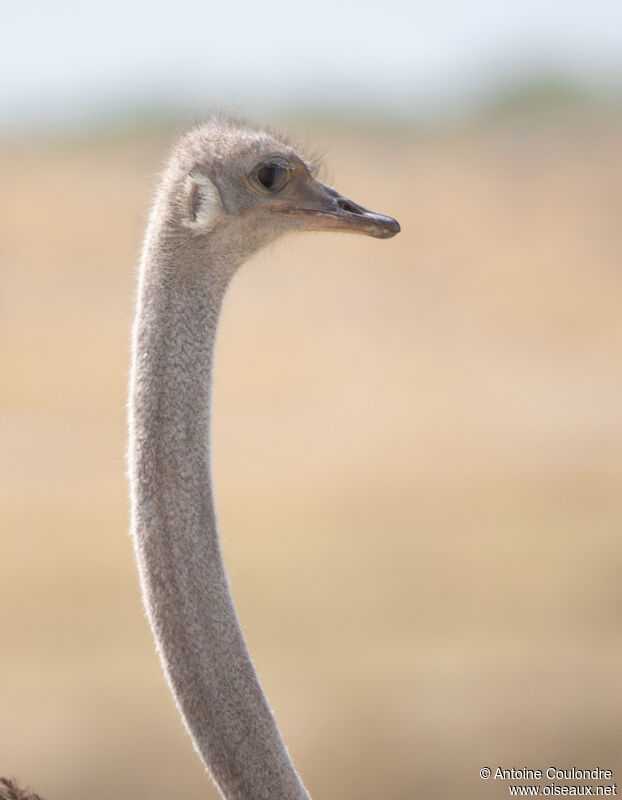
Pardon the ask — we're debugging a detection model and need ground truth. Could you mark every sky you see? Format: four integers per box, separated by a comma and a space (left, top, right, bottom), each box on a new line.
3, 0, 622, 130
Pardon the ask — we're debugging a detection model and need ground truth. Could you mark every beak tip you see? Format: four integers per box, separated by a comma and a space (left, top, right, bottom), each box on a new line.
376, 216, 401, 238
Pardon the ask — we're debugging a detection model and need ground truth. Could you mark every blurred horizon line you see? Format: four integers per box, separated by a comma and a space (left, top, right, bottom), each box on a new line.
2, 66, 622, 140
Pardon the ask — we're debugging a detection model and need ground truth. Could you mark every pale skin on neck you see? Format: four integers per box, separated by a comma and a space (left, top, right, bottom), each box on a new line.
127, 118, 400, 800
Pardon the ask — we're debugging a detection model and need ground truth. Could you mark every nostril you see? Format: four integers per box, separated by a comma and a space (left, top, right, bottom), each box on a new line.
337, 198, 362, 215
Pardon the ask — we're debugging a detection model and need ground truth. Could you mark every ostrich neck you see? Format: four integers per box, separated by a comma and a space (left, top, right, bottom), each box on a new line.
128, 225, 310, 800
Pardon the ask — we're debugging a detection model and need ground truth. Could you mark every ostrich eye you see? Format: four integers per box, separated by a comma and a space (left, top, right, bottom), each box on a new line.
252, 160, 291, 193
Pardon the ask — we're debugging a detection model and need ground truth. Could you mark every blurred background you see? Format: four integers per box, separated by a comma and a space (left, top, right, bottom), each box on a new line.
1, 2, 621, 798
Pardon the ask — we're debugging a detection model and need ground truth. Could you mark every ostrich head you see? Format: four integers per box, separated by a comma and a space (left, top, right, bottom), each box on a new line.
151, 117, 400, 274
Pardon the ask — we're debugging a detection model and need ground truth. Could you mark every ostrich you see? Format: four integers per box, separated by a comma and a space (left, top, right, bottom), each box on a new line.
2, 117, 399, 800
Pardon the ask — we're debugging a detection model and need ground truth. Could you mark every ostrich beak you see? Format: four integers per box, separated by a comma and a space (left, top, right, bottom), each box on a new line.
284, 181, 400, 239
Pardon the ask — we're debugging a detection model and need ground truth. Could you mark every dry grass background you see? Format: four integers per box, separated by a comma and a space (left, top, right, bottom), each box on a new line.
1, 116, 621, 799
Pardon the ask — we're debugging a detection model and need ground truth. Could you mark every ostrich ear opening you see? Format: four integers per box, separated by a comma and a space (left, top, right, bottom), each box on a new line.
182, 172, 221, 232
